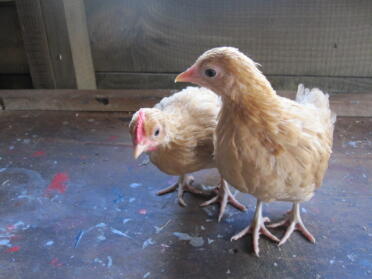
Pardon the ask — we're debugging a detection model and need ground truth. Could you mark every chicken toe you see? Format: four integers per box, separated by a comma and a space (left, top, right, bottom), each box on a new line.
157, 175, 206, 207
231, 200, 279, 256
268, 202, 316, 246
200, 178, 246, 222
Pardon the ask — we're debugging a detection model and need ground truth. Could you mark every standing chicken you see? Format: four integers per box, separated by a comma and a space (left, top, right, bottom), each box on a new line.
175, 47, 336, 256
129, 86, 246, 221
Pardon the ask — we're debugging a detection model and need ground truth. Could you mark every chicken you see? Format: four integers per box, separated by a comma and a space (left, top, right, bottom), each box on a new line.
129, 86, 246, 221
175, 47, 336, 256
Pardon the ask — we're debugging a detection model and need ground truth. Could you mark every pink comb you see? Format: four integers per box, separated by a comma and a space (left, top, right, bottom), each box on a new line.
135, 109, 145, 144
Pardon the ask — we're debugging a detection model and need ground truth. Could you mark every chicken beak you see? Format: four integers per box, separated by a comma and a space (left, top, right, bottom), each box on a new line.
175, 65, 197, 83
133, 143, 147, 159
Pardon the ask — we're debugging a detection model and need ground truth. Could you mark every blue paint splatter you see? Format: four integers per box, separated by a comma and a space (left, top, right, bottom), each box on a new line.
130, 183, 142, 188
74, 230, 85, 248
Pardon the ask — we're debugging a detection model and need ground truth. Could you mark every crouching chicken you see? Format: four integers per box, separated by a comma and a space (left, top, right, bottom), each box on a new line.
129, 86, 246, 221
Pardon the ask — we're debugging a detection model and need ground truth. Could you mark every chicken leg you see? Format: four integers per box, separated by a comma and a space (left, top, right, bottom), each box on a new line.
268, 202, 316, 246
157, 174, 207, 207
200, 178, 246, 222
231, 200, 279, 256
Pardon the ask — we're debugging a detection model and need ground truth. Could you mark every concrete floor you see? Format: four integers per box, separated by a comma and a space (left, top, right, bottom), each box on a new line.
0, 111, 371, 279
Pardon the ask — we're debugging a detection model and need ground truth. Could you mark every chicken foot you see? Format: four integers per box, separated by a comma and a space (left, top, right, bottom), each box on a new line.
157, 175, 207, 207
200, 178, 246, 222
268, 202, 316, 246
231, 200, 279, 256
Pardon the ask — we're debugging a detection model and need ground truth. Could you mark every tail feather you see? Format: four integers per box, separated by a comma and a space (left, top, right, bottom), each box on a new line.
296, 84, 330, 111
296, 84, 336, 133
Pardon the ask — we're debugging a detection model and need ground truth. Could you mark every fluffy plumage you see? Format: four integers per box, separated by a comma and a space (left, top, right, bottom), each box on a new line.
176, 47, 336, 255
129, 86, 246, 219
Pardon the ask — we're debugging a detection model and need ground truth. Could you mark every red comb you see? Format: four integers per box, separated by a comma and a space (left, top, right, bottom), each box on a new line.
135, 109, 145, 144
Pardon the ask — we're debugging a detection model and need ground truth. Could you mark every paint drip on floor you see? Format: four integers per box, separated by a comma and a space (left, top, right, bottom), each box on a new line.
173, 232, 204, 247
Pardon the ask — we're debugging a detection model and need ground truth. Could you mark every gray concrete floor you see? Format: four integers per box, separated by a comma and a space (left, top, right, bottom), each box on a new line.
0, 111, 371, 279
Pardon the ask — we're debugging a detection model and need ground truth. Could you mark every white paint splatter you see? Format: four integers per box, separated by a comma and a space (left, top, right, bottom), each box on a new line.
107, 256, 112, 268
330, 259, 335, 265
97, 235, 106, 241
111, 227, 133, 239
173, 232, 204, 247
347, 254, 357, 262
347, 141, 360, 148
0, 168, 6, 173
142, 238, 156, 249
0, 239, 11, 247
154, 220, 171, 234
123, 218, 132, 224
226, 269, 231, 274
201, 225, 206, 231
130, 183, 142, 188
143, 272, 151, 278
207, 238, 214, 244
273, 262, 278, 267
129, 197, 136, 203
301, 207, 308, 214
9, 146, 15, 150
95, 223, 106, 228
94, 258, 105, 266
45, 240, 54, 246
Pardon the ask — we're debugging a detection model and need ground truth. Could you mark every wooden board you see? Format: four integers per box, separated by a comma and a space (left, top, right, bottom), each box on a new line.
62, 0, 96, 89
15, 0, 56, 88
39, 0, 77, 88
1, 89, 371, 117
0, 2, 29, 74
96, 72, 372, 93
85, 0, 372, 77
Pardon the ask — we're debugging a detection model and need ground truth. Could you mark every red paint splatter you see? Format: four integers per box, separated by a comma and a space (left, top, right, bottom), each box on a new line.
45, 173, 69, 196
31, 151, 46, 157
50, 258, 63, 267
107, 135, 119, 142
6, 225, 16, 231
138, 208, 147, 215
6, 246, 20, 253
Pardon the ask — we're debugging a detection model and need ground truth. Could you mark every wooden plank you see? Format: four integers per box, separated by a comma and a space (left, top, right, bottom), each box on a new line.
0, 89, 371, 117
0, 89, 175, 111
96, 72, 183, 90
39, 0, 76, 88
0, 2, 29, 74
86, 0, 372, 77
96, 72, 372, 93
15, 0, 56, 88
16, 0, 96, 89
61, 0, 96, 89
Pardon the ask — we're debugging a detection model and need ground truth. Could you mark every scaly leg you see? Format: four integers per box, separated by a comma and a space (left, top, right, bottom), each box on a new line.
200, 178, 246, 222
268, 202, 316, 246
157, 175, 206, 207
231, 200, 279, 257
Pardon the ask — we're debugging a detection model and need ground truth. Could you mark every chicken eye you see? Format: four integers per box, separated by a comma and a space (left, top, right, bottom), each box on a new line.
205, 68, 216, 78
154, 128, 160, 136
